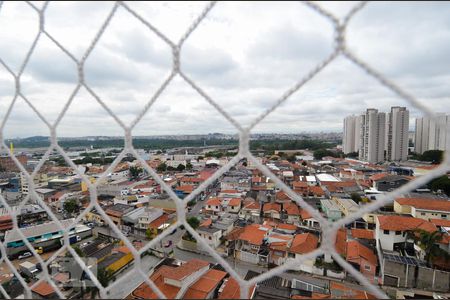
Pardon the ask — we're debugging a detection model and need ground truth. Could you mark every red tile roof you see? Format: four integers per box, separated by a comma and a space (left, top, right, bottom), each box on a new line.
238, 224, 271, 245
132, 265, 179, 299
346, 240, 378, 266
330, 282, 376, 299
219, 277, 256, 299
377, 215, 437, 232
277, 223, 297, 231
351, 228, 375, 240
309, 186, 325, 196
176, 185, 194, 193
164, 259, 210, 281
396, 197, 450, 212
284, 202, 300, 215
293, 181, 308, 189
300, 209, 312, 220
149, 214, 170, 229
206, 197, 221, 206
263, 202, 281, 212
276, 191, 292, 201
369, 173, 389, 182
31, 281, 55, 297
228, 198, 241, 207
430, 218, 450, 228
181, 177, 204, 183
289, 233, 319, 254
335, 228, 347, 256
184, 269, 227, 299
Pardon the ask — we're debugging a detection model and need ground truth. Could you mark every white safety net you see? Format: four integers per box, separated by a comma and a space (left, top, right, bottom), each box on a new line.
0, 1, 449, 299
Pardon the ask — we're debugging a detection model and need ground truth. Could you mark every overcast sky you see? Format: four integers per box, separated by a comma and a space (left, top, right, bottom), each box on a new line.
0, 1, 449, 138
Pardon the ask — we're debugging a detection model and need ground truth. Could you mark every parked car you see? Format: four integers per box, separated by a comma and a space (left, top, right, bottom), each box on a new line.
18, 252, 32, 260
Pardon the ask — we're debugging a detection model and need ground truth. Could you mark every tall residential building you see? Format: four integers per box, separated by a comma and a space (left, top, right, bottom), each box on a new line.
342, 115, 362, 154
359, 109, 386, 163
415, 113, 449, 154
387, 106, 409, 161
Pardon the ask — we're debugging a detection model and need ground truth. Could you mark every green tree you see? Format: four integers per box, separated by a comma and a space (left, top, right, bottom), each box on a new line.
90, 268, 113, 298
146, 228, 154, 240
420, 150, 444, 164
129, 166, 143, 180
410, 229, 449, 267
176, 164, 186, 172
186, 162, 193, 170
187, 216, 200, 229
63, 199, 79, 214
156, 162, 167, 172
313, 149, 336, 160
345, 151, 359, 158
72, 245, 84, 257
350, 193, 362, 204
428, 175, 450, 196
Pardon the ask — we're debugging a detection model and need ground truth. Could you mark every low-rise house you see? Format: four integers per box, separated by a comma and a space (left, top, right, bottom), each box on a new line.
238, 198, 261, 221
372, 175, 411, 192
218, 277, 256, 299
394, 197, 450, 221
346, 240, 378, 283
234, 224, 271, 265
375, 215, 437, 251
224, 198, 241, 213
263, 203, 281, 219
320, 199, 342, 222
198, 226, 223, 250
205, 197, 222, 214
332, 197, 359, 217
129, 259, 230, 299
300, 209, 320, 229
284, 202, 300, 224
180, 176, 204, 186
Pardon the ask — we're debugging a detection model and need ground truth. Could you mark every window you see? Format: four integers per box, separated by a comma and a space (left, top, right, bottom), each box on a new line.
421, 212, 425, 216
442, 214, 447, 218
209, 236, 212, 240
395, 231, 401, 235
364, 265, 371, 271
383, 230, 390, 235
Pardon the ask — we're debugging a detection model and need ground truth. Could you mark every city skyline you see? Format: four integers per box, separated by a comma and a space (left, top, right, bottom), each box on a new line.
0, 2, 449, 138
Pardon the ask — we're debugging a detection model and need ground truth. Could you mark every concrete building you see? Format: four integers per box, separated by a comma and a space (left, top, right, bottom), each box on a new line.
359, 109, 386, 163
387, 107, 409, 161
343, 115, 362, 154
415, 113, 449, 154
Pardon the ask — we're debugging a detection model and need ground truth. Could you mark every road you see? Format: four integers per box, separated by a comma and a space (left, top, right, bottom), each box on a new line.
0, 250, 59, 284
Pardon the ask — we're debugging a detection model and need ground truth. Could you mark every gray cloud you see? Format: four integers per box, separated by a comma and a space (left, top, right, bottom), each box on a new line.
0, 1, 448, 137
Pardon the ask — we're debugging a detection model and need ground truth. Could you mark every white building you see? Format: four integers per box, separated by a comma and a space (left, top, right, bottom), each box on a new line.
387, 106, 409, 161
343, 115, 362, 154
359, 108, 386, 163
415, 113, 449, 154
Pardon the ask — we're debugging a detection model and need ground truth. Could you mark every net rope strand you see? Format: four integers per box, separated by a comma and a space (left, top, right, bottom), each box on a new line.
0, 1, 448, 299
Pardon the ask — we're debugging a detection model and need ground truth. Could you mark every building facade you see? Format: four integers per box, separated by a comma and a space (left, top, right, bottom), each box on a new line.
387, 107, 409, 161
359, 109, 386, 163
415, 113, 449, 154
343, 115, 362, 154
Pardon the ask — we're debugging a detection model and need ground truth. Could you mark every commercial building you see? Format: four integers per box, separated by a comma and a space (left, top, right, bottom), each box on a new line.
4, 218, 92, 256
